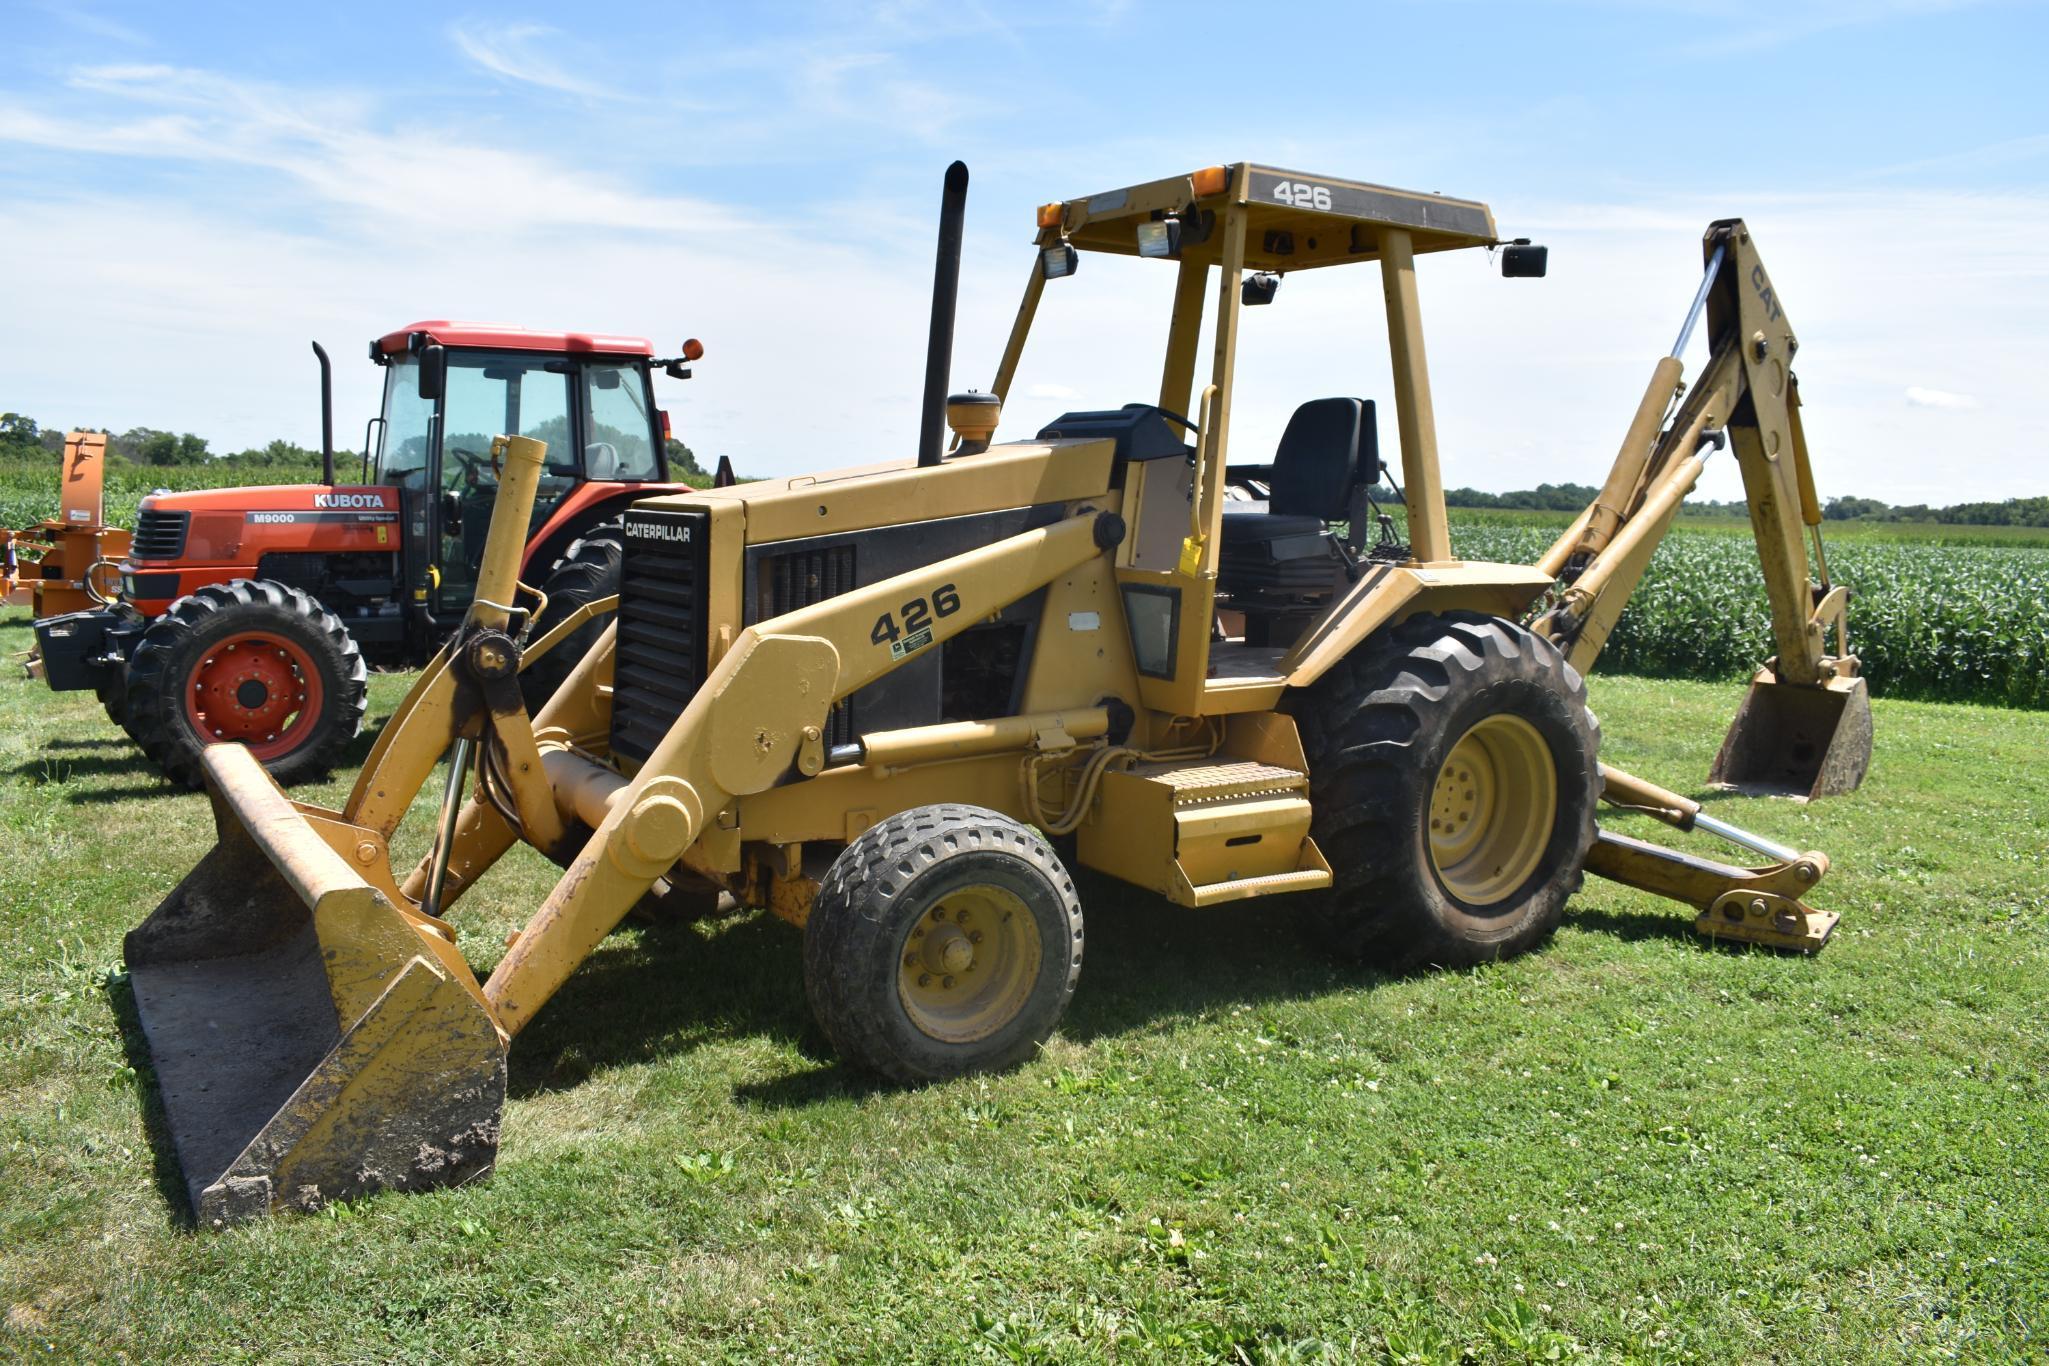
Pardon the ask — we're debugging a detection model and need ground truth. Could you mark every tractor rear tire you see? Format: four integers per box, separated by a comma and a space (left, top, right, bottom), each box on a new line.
123, 579, 368, 790
1285, 611, 1600, 971
803, 804, 1084, 1084
520, 518, 624, 714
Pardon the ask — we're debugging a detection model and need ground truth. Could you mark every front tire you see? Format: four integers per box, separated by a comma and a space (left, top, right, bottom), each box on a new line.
1286, 611, 1599, 971
803, 805, 1084, 1083
519, 519, 624, 714
123, 580, 367, 789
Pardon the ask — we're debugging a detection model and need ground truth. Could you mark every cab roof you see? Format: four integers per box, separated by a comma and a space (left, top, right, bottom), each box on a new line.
375, 321, 655, 358
1041, 162, 1498, 274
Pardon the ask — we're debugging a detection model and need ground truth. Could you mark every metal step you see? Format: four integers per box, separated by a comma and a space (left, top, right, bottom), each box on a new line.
1080, 758, 1331, 905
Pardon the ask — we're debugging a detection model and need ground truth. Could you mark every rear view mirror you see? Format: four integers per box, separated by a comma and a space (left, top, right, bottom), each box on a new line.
1501, 242, 1548, 278
593, 368, 621, 390
418, 343, 447, 400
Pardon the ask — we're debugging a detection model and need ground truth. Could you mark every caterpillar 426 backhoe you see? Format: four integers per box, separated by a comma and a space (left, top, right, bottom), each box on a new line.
121, 161, 1867, 1226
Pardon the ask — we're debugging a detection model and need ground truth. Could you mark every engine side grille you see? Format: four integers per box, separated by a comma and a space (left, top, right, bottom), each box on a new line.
755, 544, 856, 747
609, 507, 711, 764
131, 509, 190, 559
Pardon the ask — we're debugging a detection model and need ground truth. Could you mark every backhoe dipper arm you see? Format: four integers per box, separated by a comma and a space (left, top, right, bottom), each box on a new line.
1532, 221, 1846, 686
477, 508, 1124, 1035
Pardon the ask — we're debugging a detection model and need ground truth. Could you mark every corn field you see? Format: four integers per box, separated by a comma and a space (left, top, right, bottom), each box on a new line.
1451, 521, 2049, 709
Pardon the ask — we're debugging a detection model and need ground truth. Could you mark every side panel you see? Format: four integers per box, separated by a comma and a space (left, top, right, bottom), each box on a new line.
740, 504, 1070, 741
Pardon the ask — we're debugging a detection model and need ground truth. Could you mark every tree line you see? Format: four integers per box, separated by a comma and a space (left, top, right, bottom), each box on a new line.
0, 411, 703, 478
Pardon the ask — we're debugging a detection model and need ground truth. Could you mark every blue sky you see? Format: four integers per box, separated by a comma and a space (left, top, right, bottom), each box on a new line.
3, 0, 2045, 501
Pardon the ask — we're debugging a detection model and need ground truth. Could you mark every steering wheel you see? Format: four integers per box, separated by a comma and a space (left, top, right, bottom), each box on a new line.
446, 444, 496, 488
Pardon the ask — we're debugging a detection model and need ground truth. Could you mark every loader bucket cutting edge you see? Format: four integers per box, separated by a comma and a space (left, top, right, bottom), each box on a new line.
123, 745, 506, 1226
1709, 671, 1872, 801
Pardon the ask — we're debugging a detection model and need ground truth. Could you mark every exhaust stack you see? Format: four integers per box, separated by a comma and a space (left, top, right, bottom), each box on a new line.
311, 341, 336, 487
917, 161, 970, 468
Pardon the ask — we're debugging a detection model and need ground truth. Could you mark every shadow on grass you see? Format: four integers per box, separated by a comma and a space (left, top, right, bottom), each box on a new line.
507, 911, 820, 1100
511, 864, 1730, 1111
62, 779, 184, 805
41, 736, 128, 751
8, 749, 166, 782
103, 971, 199, 1230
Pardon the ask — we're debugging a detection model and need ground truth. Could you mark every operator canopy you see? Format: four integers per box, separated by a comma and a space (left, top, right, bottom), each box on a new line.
1037, 163, 1500, 273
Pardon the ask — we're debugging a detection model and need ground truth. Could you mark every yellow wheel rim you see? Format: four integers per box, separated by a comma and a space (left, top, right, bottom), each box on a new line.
897, 884, 1042, 1044
1427, 714, 1558, 906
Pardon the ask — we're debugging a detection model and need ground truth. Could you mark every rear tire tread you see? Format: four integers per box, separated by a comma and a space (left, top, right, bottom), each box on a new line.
1287, 611, 1600, 971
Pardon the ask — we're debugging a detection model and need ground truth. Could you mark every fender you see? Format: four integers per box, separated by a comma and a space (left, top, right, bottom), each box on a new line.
1278, 560, 1556, 687
519, 481, 697, 579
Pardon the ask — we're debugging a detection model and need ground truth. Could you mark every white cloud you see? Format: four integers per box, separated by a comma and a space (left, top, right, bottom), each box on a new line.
1904, 387, 1981, 410
448, 22, 618, 99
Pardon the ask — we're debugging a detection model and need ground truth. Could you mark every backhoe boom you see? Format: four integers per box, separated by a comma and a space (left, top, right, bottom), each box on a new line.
1530, 219, 1871, 800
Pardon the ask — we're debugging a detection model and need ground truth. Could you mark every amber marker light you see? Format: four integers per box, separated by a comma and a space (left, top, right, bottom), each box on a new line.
1190, 165, 1229, 196
681, 338, 705, 360
1036, 201, 1064, 229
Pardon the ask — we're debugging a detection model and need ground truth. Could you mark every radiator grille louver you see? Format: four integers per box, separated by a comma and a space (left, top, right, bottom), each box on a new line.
608, 510, 710, 764
131, 509, 189, 559
757, 545, 856, 748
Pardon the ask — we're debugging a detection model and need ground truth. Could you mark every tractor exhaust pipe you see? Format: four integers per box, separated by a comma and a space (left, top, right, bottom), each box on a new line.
311, 340, 336, 487
917, 160, 970, 469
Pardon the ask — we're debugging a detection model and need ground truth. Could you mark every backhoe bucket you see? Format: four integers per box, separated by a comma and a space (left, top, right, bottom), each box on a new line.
1709, 670, 1872, 801
124, 745, 506, 1226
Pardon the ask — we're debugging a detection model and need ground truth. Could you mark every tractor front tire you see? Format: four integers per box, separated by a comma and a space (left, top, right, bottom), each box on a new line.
124, 580, 368, 790
1287, 611, 1599, 971
803, 805, 1084, 1084
520, 518, 624, 714
95, 666, 129, 730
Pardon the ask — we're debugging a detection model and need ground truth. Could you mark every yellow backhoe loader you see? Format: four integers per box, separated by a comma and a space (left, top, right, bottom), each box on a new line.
123, 162, 1865, 1225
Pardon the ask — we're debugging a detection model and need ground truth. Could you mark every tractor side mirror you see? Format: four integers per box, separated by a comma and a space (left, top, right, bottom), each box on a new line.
1501, 242, 1548, 278
418, 343, 447, 400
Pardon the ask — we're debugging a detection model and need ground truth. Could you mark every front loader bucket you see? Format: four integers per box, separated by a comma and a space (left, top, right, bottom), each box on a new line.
1709, 670, 1872, 801
124, 746, 506, 1227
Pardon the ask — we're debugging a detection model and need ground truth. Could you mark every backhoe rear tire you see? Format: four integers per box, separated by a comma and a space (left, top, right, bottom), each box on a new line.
123, 579, 367, 790
1285, 611, 1599, 971
520, 519, 624, 714
804, 805, 1084, 1084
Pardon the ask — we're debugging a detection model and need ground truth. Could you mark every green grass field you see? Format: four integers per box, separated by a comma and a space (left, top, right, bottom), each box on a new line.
2, 612, 2044, 1362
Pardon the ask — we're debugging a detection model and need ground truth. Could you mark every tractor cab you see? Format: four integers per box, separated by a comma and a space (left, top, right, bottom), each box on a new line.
368, 322, 679, 618
973, 162, 1549, 718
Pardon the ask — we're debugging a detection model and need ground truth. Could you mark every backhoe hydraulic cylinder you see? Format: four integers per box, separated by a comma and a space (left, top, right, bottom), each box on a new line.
1671, 242, 1727, 359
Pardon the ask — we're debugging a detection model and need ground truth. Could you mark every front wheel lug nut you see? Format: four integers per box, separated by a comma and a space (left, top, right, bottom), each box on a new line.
941, 975, 955, 989
917, 973, 931, 987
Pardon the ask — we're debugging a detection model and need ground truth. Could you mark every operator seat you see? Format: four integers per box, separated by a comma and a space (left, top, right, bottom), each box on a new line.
1218, 397, 1378, 599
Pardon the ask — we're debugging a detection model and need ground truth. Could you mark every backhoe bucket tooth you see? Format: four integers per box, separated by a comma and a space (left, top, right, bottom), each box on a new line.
124, 745, 506, 1227
1709, 671, 1872, 801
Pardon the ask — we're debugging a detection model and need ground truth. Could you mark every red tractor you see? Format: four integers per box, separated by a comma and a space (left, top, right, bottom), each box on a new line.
33, 321, 706, 787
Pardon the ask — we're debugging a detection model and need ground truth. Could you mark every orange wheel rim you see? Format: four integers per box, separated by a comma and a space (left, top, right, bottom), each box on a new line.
184, 631, 324, 761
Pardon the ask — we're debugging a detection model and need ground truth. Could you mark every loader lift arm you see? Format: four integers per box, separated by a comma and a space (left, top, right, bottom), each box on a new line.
1526, 220, 1871, 801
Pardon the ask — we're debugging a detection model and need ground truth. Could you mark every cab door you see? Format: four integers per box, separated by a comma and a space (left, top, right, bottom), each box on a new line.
431, 356, 579, 615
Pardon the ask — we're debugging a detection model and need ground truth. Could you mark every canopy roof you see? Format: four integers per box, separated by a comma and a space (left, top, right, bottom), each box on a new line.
1041, 163, 1498, 273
